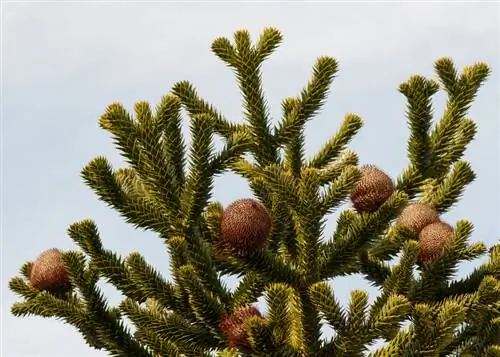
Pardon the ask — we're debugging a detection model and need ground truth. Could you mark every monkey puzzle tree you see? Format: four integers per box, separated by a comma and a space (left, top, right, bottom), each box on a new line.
9, 27, 500, 357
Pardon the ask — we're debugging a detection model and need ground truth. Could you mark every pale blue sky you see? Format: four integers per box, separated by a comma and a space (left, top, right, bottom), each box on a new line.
2, 2, 499, 356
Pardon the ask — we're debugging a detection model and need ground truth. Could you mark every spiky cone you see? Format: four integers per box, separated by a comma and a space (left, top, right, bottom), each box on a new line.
218, 198, 272, 257
396, 203, 440, 234
220, 305, 265, 349
29, 248, 71, 295
349, 165, 395, 213
418, 222, 454, 265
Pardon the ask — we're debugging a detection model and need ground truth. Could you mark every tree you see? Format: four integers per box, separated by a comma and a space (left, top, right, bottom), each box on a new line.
9, 27, 499, 357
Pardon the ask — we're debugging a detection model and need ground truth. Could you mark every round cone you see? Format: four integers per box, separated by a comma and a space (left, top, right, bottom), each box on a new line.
350, 165, 395, 213
29, 248, 71, 295
220, 305, 264, 348
418, 222, 454, 264
396, 203, 440, 234
219, 198, 272, 256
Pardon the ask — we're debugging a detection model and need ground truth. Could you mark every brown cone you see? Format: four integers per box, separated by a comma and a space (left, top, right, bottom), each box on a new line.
29, 248, 71, 295
418, 222, 454, 264
220, 305, 265, 348
219, 198, 272, 257
350, 165, 395, 213
396, 203, 440, 234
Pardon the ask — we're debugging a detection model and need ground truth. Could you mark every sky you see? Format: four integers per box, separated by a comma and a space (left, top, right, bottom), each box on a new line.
2, 1, 499, 356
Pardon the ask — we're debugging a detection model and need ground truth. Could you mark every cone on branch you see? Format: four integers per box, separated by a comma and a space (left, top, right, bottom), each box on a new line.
216, 198, 272, 257
418, 222, 454, 264
350, 165, 395, 213
29, 248, 71, 295
396, 203, 440, 234
220, 305, 265, 348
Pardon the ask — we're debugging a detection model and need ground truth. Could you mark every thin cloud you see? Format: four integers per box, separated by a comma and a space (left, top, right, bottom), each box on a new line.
5, 5, 497, 85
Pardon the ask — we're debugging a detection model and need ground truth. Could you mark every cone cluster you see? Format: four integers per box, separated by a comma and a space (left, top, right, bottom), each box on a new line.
29, 248, 71, 295
395, 203, 454, 264
220, 305, 265, 348
349, 165, 395, 213
217, 198, 272, 257
349, 165, 454, 265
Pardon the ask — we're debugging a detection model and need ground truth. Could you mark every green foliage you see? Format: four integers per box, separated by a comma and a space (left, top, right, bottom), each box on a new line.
9, 27, 499, 357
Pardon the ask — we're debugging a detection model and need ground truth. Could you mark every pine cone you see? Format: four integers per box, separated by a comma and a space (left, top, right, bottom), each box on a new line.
29, 248, 71, 295
396, 203, 440, 234
220, 305, 264, 348
218, 198, 272, 257
350, 165, 395, 213
418, 222, 454, 264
